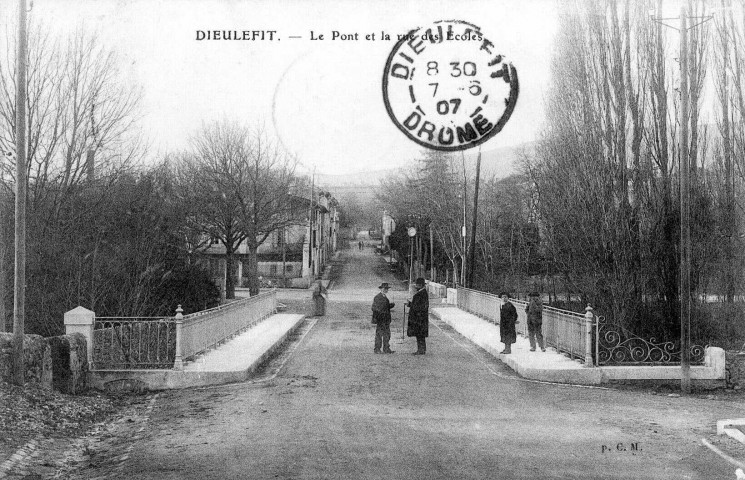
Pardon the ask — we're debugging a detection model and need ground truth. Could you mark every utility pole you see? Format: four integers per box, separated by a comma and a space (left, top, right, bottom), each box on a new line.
678, 6, 691, 395
460, 193, 467, 287
429, 222, 434, 283
309, 168, 315, 279
13, 0, 28, 386
459, 153, 467, 287
467, 149, 481, 288
652, 6, 711, 394
281, 226, 286, 287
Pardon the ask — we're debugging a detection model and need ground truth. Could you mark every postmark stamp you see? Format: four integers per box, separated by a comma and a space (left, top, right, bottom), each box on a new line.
382, 20, 519, 151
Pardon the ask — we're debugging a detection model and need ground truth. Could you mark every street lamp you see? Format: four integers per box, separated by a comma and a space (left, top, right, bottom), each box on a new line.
407, 225, 417, 292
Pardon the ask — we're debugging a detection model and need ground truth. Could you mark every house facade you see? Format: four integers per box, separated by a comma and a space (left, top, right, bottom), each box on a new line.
202, 189, 339, 290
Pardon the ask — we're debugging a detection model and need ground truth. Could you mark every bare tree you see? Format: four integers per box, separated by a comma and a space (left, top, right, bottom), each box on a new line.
0, 24, 145, 334
238, 126, 299, 296
179, 121, 299, 298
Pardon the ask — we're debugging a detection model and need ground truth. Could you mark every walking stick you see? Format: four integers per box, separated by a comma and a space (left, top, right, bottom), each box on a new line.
398, 304, 406, 344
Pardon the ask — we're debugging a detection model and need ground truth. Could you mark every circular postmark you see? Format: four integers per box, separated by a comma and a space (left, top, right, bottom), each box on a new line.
382, 20, 519, 151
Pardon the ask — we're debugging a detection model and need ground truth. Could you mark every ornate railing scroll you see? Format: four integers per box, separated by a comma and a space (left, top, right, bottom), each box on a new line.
595, 316, 706, 365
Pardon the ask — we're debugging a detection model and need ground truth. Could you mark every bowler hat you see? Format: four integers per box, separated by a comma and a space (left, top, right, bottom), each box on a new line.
379, 282, 390, 289
415, 277, 426, 287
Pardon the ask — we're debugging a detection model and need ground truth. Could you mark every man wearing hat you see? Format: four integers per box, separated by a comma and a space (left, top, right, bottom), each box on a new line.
371, 282, 395, 354
499, 292, 518, 354
526, 291, 545, 352
406, 277, 429, 355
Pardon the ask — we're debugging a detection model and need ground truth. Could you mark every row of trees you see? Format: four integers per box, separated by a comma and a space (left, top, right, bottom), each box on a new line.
0, 27, 307, 336
378, 0, 745, 349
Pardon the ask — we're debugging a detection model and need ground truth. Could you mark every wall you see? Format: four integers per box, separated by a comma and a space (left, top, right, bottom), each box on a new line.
0, 333, 52, 388
47, 333, 88, 394
725, 351, 745, 390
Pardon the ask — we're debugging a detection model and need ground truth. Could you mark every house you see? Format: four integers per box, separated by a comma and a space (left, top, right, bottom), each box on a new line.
201, 189, 339, 290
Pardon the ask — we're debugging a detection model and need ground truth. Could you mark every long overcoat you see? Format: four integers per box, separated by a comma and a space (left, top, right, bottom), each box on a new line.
526, 298, 543, 325
372, 292, 394, 325
406, 287, 429, 338
499, 301, 518, 345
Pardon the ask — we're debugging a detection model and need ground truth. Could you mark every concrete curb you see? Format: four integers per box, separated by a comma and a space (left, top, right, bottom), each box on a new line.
430, 308, 602, 385
718, 418, 745, 445
89, 314, 306, 391
432, 306, 726, 386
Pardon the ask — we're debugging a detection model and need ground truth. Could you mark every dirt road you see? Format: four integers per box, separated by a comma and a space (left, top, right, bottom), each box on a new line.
17, 241, 745, 479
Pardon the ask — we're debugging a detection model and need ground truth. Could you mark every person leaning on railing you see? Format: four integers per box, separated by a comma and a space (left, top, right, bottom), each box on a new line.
526, 292, 545, 352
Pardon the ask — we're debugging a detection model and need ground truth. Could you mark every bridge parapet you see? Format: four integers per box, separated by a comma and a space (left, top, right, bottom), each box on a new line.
66, 290, 278, 371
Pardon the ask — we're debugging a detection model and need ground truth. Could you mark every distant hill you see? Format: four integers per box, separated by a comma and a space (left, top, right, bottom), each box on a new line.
461, 141, 534, 179
316, 168, 404, 189
318, 141, 534, 197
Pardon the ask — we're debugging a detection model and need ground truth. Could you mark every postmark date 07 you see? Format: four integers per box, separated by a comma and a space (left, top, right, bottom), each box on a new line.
382, 20, 519, 152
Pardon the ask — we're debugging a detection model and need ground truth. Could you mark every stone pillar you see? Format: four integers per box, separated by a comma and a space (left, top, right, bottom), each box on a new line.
302, 223, 311, 282
219, 258, 227, 303
236, 259, 243, 287
585, 305, 594, 366
174, 305, 184, 370
64, 306, 95, 368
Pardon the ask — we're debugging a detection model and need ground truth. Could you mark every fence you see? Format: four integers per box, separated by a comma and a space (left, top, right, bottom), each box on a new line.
89, 290, 277, 370
426, 281, 448, 298
92, 317, 176, 370
596, 316, 706, 365
176, 290, 277, 368
456, 287, 592, 363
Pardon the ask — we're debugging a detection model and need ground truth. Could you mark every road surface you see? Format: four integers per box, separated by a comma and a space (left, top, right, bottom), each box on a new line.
20, 241, 745, 479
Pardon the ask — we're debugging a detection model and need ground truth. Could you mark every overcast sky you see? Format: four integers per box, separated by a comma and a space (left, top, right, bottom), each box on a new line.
2, 0, 559, 175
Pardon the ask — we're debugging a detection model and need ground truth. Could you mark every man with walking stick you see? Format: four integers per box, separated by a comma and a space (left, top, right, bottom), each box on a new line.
406, 277, 429, 355
372, 282, 395, 354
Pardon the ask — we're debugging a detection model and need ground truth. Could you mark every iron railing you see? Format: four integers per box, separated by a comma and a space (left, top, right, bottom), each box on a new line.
426, 281, 447, 298
456, 288, 590, 363
596, 316, 706, 365
92, 290, 277, 370
92, 317, 175, 370
177, 290, 277, 365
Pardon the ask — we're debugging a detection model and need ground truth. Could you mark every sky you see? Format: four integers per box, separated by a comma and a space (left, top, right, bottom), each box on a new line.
1, 0, 559, 175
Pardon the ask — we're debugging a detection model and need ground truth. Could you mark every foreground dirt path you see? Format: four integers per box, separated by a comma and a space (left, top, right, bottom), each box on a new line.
17, 242, 745, 479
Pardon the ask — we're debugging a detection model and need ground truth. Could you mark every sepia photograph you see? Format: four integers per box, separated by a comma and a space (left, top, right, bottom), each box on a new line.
0, 0, 744, 478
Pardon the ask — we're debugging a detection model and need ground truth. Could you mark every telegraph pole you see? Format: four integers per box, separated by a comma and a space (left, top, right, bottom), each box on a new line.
13, 0, 28, 385
651, 6, 712, 394
679, 7, 691, 394
467, 149, 481, 288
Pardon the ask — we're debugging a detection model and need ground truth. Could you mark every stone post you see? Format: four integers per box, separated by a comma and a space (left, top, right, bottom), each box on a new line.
64, 306, 95, 368
174, 305, 184, 370
585, 304, 594, 366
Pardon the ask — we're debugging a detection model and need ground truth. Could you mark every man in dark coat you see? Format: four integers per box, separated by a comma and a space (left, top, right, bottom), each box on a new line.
499, 293, 518, 354
526, 291, 545, 352
372, 282, 395, 354
406, 277, 429, 355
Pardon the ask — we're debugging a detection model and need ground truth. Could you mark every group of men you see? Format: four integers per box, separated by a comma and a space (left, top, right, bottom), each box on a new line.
371, 277, 429, 355
369, 279, 545, 356
498, 291, 544, 354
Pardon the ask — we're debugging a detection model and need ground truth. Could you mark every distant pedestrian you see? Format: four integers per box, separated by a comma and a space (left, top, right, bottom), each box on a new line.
371, 282, 395, 354
526, 291, 545, 352
359, 240, 363, 250
499, 293, 518, 354
312, 280, 327, 316
406, 277, 429, 355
